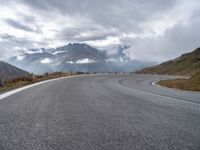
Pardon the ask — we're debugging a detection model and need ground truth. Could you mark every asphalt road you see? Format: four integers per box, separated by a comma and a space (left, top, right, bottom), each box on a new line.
0, 74, 200, 150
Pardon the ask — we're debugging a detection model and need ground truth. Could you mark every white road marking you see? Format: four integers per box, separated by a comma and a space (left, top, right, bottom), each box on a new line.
117, 79, 200, 105
151, 80, 200, 94
152, 81, 160, 87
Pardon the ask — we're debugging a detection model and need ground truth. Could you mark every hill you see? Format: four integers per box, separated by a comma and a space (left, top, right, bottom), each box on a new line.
137, 47, 200, 76
0, 61, 29, 83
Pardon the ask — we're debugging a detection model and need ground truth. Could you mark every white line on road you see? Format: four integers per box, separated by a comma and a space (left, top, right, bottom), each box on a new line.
151, 80, 200, 94
117, 79, 200, 105
152, 81, 160, 87
0, 75, 77, 100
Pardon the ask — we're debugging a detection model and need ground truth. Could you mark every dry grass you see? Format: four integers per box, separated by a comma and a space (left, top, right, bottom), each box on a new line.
0, 72, 80, 93
157, 72, 200, 92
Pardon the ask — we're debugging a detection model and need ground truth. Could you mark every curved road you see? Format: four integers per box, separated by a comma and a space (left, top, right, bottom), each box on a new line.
0, 74, 200, 150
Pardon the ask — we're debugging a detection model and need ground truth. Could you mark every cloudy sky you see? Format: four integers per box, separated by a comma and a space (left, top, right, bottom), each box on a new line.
0, 0, 200, 62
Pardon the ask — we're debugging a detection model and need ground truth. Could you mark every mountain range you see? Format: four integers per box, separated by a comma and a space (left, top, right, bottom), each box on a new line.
137, 47, 200, 76
7, 43, 152, 74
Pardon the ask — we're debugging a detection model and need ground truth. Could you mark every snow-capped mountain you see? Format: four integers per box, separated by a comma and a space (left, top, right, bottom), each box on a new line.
7, 43, 153, 74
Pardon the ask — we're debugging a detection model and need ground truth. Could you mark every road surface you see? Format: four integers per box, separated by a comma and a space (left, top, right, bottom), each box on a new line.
0, 74, 200, 150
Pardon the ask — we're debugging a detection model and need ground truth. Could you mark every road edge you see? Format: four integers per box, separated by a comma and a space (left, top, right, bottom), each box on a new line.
152, 80, 200, 94
0, 75, 86, 100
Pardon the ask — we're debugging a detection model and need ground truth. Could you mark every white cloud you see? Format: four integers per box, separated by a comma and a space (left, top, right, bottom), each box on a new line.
40, 58, 52, 64
0, 0, 199, 62
16, 55, 25, 60
66, 61, 74, 64
85, 36, 121, 47
76, 58, 96, 64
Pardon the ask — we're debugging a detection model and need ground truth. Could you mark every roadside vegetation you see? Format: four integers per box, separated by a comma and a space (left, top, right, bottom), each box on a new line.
137, 47, 200, 92
0, 72, 79, 93
157, 72, 200, 92
0, 71, 124, 93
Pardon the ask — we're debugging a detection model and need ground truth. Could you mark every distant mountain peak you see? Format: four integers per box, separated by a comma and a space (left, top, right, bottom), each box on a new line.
6, 43, 151, 74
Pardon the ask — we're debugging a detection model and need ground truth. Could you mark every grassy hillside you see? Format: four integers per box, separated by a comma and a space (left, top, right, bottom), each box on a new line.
158, 72, 200, 92
137, 47, 200, 76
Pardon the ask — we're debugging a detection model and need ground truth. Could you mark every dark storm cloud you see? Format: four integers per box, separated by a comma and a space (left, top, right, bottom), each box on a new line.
60, 26, 120, 42
5, 18, 38, 33
19, 14, 36, 24
0, 34, 16, 41
72, 33, 117, 42
0, 33, 47, 47
20, 0, 176, 32
0, 33, 29, 45
21, 0, 175, 16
